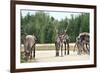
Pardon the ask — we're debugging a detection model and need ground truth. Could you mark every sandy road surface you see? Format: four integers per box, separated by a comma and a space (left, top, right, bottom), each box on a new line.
21, 43, 89, 63
28, 50, 89, 62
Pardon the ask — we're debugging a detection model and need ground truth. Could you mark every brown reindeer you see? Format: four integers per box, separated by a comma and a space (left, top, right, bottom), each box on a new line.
55, 33, 63, 56
55, 32, 70, 56
62, 32, 70, 55
74, 32, 90, 55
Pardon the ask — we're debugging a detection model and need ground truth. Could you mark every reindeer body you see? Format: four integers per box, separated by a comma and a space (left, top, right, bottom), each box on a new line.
24, 35, 36, 61
74, 32, 90, 55
55, 32, 70, 56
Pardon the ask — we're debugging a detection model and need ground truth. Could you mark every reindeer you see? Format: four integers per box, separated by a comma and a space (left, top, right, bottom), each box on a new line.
74, 32, 90, 55
54, 20, 70, 56
55, 33, 62, 56
24, 34, 36, 61
55, 31, 70, 56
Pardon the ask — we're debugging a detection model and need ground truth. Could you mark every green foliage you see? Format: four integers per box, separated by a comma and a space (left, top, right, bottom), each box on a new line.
21, 11, 89, 43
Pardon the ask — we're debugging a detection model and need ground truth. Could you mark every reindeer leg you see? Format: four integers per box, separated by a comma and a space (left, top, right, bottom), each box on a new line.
86, 44, 90, 55
57, 48, 59, 56
55, 43, 59, 56
56, 48, 59, 56
25, 52, 28, 61
77, 44, 81, 55
55, 46, 57, 56
61, 44, 63, 57
33, 44, 35, 58
56, 47, 58, 56
30, 49, 32, 59
64, 43, 66, 55
82, 44, 86, 54
67, 42, 69, 55
55, 43, 57, 56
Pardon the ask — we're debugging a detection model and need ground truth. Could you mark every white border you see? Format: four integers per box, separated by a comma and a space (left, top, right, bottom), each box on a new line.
16, 4, 94, 69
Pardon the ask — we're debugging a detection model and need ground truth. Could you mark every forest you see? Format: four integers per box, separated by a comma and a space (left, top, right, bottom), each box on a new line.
21, 11, 89, 44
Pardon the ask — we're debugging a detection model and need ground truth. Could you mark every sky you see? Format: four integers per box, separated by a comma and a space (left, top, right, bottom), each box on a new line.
21, 9, 82, 21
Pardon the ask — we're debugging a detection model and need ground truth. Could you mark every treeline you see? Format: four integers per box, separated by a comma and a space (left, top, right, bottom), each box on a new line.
21, 11, 89, 44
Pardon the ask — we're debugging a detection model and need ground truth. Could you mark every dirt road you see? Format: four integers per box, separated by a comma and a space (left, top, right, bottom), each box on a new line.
28, 50, 89, 62
21, 43, 89, 63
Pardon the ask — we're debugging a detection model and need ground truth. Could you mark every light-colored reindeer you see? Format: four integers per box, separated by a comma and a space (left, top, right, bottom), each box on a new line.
24, 34, 37, 61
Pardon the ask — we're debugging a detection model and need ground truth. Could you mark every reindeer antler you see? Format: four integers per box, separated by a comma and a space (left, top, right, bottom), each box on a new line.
65, 20, 69, 33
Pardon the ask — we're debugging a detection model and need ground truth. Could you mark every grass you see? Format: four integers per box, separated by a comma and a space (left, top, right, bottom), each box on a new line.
36, 44, 55, 50
35, 43, 75, 51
